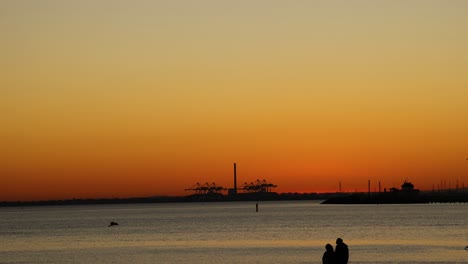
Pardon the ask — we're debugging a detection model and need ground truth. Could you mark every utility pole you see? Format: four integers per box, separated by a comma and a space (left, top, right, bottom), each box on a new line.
368, 180, 371, 199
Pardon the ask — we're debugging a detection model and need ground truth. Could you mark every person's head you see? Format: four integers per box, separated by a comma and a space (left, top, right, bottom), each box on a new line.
336, 238, 343, 244
325, 244, 333, 252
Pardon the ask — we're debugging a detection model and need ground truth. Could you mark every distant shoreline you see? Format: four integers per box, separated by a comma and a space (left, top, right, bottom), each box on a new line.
2, 190, 468, 207
321, 190, 468, 204
0, 192, 329, 207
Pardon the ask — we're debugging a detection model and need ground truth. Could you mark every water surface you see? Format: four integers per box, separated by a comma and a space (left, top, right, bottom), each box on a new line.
1, 201, 467, 263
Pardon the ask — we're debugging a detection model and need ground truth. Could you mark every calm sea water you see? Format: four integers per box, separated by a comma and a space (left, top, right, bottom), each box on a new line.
1, 201, 468, 264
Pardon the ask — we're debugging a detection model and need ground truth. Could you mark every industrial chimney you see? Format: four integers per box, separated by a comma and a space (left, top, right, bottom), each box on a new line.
228, 163, 238, 196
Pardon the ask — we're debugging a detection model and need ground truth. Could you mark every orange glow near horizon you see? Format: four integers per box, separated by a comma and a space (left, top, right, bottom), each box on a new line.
2, 1, 468, 201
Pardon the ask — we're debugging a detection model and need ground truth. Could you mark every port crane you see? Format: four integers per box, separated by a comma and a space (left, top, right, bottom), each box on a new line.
185, 182, 226, 195
240, 179, 277, 193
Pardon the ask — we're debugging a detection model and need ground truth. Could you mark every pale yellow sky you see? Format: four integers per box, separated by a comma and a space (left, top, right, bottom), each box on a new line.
1, 1, 468, 200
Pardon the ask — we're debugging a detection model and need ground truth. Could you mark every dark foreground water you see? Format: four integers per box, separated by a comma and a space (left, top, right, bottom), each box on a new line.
1, 201, 467, 263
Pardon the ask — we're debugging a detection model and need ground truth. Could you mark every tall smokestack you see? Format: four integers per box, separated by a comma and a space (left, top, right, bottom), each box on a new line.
234, 163, 237, 194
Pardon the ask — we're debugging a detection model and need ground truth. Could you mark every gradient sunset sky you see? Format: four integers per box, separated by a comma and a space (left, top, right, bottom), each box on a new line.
2, 1, 468, 201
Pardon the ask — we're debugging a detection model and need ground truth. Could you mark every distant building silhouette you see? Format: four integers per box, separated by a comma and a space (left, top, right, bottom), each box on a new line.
389, 180, 418, 193
401, 181, 415, 192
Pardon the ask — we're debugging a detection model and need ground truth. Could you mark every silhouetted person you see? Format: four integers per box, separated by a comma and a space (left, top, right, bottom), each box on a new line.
322, 243, 335, 264
335, 238, 348, 264
108, 221, 119, 227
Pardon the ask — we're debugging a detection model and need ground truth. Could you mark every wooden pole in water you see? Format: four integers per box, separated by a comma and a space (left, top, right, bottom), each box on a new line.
256, 202, 258, 212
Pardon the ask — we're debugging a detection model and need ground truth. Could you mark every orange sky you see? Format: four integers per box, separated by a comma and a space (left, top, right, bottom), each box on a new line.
2, 1, 468, 201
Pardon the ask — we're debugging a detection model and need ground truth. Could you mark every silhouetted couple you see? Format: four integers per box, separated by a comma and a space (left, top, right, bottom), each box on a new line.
322, 238, 348, 264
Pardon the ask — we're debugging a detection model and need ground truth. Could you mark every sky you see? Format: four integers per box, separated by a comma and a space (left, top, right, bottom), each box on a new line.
2, 0, 468, 201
